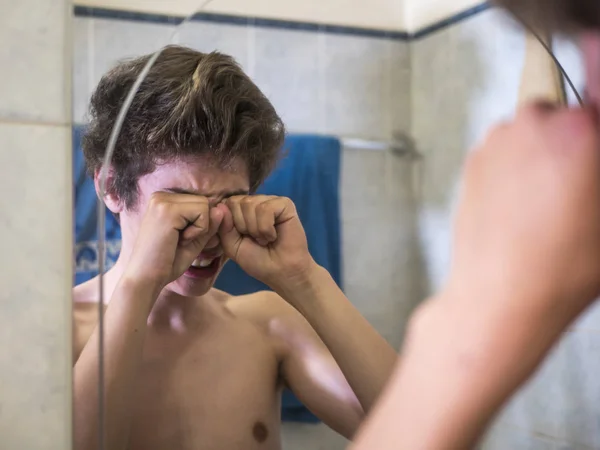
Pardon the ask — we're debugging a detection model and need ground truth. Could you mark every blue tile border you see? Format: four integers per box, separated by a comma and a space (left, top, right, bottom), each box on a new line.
412, 3, 491, 39
73, 6, 184, 25
73, 3, 490, 41
73, 5, 409, 40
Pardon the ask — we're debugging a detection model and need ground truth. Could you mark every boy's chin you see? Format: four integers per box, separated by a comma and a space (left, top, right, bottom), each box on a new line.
167, 278, 214, 298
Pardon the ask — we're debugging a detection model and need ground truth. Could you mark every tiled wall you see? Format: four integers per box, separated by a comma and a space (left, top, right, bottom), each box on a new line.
411, 7, 600, 449
0, 1, 72, 449
73, 13, 420, 450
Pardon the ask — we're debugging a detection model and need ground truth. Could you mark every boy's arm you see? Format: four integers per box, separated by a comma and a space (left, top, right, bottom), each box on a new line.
278, 264, 398, 415
74, 279, 158, 450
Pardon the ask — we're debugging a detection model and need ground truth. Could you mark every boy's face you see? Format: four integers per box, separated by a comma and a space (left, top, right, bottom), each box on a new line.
119, 156, 250, 298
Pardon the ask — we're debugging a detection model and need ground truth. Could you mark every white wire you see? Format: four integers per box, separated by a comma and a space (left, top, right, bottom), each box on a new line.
95, 2, 216, 448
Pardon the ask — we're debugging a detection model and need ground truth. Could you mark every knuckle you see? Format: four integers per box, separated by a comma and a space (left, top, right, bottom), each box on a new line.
149, 196, 170, 216
196, 195, 210, 205
148, 192, 164, 205
240, 196, 254, 205
282, 197, 296, 212
196, 212, 209, 226
256, 202, 271, 214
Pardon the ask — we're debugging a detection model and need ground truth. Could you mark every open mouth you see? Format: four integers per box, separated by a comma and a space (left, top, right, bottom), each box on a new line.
185, 256, 221, 279
191, 257, 218, 269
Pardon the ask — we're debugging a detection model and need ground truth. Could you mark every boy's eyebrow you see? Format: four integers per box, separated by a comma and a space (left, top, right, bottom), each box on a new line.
163, 187, 249, 198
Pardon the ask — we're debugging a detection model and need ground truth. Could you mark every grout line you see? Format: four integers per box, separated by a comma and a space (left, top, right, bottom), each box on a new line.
0, 119, 72, 128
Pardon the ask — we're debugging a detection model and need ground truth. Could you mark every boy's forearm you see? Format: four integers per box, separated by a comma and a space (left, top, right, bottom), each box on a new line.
351, 291, 565, 450
73, 278, 158, 450
276, 264, 398, 412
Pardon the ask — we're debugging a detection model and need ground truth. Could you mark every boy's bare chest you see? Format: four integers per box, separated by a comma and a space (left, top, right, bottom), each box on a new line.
127, 322, 284, 450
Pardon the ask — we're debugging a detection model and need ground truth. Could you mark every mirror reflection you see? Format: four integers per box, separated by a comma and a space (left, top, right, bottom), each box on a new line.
72, 3, 420, 449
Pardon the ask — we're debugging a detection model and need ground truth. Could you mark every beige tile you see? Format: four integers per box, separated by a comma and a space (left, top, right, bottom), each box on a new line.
340, 149, 388, 214
92, 18, 175, 89
177, 20, 251, 70
573, 300, 600, 332
323, 34, 392, 140
0, 0, 70, 123
481, 422, 557, 450
410, 8, 524, 207
560, 331, 600, 448
390, 42, 411, 137
73, 17, 92, 124
0, 123, 72, 449
252, 27, 320, 134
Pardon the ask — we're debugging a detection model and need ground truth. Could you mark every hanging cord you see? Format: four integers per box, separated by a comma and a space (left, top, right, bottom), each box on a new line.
95, 2, 215, 449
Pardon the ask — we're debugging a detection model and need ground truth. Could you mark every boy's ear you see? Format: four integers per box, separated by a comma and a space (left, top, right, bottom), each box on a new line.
94, 167, 123, 214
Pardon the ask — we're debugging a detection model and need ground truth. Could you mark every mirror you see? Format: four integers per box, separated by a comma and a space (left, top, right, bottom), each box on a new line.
72, 2, 589, 450
72, 3, 422, 450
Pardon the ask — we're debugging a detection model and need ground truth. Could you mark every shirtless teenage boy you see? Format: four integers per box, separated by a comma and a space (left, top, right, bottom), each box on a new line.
73, 46, 397, 450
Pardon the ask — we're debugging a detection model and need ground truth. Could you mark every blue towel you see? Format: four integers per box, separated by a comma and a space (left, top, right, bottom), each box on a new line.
73, 128, 342, 423
73, 125, 122, 286
214, 134, 342, 423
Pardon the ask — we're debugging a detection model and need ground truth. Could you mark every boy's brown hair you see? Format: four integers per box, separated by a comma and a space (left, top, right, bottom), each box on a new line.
494, 0, 600, 34
83, 45, 285, 209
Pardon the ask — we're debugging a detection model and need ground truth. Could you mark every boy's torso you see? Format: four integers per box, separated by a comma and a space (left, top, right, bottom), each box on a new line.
73, 288, 289, 450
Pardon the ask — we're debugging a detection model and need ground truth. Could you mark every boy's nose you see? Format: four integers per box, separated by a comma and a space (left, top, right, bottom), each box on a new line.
204, 235, 220, 252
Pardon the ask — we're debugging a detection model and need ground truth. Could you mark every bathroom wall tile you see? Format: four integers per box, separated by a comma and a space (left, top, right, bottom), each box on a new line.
554, 441, 598, 450
500, 333, 569, 437
560, 331, 600, 448
323, 34, 393, 140
390, 41, 411, 137
0, 123, 72, 449
340, 148, 422, 347
573, 300, 600, 332
340, 149, 417, 219
499, 331, 600, 448
410, 27, 467, 209
340, 149, 389, 213
73, 17, 92, 123
177, 20, 250, 71
252, 27, 320, 134
410, 9, 525, 292
0, 0, 70, 123
482, 422, 557, 450
411, 8, 523, 208
342, 227, 424, 347
390, 67, 411, 139
92, 18, 175, 89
